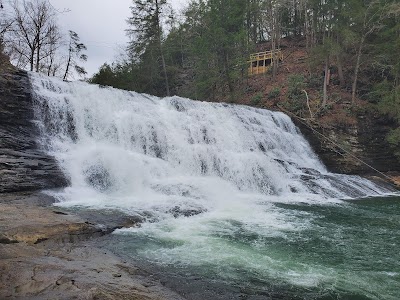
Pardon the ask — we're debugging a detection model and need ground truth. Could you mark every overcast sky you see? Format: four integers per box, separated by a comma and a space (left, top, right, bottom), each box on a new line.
50, 0, 187, 77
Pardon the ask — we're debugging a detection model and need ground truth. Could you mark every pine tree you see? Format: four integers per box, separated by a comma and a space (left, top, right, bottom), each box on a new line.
63, 30, 87, 81
192, 0, 247, 101
127, 0, 171, 96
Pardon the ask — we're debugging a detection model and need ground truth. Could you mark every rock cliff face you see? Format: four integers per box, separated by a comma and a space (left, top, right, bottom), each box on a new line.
0, 70, 68, 193
295, 115, 400, 175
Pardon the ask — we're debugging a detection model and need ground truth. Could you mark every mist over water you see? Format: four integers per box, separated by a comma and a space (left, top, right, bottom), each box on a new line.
29, 73, 399, 299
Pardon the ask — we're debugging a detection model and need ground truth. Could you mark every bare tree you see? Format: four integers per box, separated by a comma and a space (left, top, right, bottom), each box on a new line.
260, 0, 284, 79
44, 24, 62, 76
8, 0, 60, 72
0, 6, 13, 37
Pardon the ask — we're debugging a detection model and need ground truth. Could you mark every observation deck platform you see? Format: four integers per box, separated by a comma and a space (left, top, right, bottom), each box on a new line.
248, 49, 283, 75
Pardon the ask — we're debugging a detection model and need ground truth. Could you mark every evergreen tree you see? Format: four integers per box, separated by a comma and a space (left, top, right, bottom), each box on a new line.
342, 0, 393, 104
127, 0, 171, 96
63, 30, 87, 81
192, 0, 247, 101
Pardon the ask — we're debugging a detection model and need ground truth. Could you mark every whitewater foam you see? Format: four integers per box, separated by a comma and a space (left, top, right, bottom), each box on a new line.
30, 72, 390, 208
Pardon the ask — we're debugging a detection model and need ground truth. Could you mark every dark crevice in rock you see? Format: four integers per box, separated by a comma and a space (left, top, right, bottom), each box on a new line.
0, 237, 19, 244
53, 210, 68, 215
33, 237, 49, 244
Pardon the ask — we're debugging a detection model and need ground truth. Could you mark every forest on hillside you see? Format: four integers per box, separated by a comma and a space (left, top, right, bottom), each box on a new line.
1, 0, 400, 158
88, 1, 398, 102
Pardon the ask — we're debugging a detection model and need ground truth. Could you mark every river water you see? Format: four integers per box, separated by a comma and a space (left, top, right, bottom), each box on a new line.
29, 73, 399, 299
105, 196, 400, 299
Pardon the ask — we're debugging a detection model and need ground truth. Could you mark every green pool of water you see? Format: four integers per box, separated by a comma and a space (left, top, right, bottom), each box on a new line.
108, 196, 400, 299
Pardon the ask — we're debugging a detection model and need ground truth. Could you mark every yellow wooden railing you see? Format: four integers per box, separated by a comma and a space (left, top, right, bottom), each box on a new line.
248, 49, 283, 76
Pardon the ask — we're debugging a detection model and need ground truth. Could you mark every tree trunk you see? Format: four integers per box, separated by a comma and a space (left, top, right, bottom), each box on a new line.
336, 34, 346, 88
270, 2, 280, 80
222, 48, 234, 102
47, 55, 54, 76
155, 0, 170, 97
30, 48, 35, 72
35, 46, 40, 72
272, 38, 277, 79
63, 50, 71, 81
311, 12, 317, 47
304, 2, 310, 51
336, 54, 345, 87
322, 57, 329, 107
159, 46, 170, 96
352, 36, 365, 104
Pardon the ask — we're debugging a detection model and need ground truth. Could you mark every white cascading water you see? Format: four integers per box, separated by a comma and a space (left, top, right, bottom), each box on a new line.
29, 72, 390, 209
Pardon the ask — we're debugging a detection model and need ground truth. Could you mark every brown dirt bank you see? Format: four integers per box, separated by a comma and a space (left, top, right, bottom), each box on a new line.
0, 191, 185, 300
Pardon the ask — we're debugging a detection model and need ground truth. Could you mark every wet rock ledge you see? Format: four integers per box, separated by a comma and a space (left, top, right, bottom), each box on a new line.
0, 192, 184, 300
0, 70, 68, 193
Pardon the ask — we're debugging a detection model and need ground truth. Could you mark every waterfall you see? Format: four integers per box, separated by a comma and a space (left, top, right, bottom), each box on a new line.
29, 72, 392, 217
28, 72, 400, 299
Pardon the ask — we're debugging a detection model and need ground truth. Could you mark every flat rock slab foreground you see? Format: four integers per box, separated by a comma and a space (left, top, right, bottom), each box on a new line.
0, 192, 185, 300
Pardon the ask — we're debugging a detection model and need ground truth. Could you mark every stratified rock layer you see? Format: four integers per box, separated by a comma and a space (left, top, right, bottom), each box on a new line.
295, 115, 400, 175
0, 192, 185, 300
0, 70, 68, 193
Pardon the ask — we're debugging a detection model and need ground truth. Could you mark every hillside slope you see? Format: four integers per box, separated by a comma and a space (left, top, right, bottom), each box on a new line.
234, 38, 400, 180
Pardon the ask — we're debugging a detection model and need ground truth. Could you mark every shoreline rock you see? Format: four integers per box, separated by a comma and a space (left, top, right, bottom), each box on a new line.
0, 191, 185, 300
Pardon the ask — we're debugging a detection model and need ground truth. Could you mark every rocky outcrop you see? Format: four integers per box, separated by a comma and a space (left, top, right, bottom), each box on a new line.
0, 70, 68, 193
294, 114, 400, 175
0, 192, 185, 300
